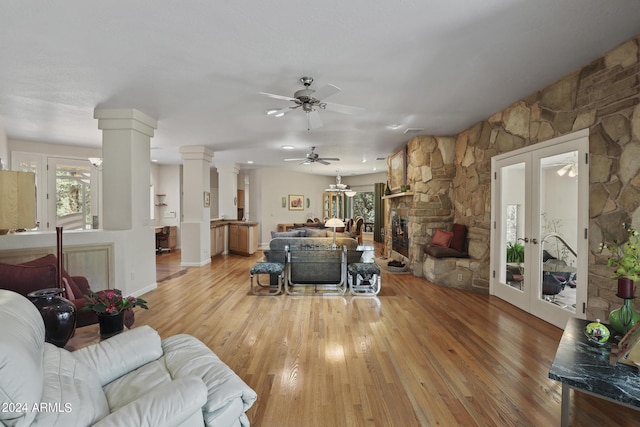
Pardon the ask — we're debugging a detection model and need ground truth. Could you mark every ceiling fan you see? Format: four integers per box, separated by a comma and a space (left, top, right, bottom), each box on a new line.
284, 146, 340, 165
261, 76, 362, 130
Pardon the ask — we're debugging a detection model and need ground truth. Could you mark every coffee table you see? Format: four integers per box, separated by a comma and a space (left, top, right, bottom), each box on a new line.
64, 324, 100, 351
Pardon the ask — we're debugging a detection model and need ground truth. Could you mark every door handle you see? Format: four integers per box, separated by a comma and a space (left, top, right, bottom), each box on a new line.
532, 238, 538, 244
518, 237, 529, 243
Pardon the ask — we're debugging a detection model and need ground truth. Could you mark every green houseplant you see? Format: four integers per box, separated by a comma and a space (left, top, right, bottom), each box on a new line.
506, 241, 525, 264
600, 223, 640, 281
600, 223, 640, 334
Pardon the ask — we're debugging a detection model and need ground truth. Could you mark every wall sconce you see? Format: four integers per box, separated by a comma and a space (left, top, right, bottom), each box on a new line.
88, 157, 103, 171
0, 171, 36, 234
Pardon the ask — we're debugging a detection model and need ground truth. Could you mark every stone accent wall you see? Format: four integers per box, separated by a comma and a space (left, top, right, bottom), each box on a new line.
386, 34, 640, 318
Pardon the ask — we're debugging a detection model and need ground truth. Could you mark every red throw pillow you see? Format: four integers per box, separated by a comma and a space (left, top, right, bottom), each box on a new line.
450, 223, 468, 253
0, 263, 57, 296
19, 254, 83, 298
431, 229, 453, 248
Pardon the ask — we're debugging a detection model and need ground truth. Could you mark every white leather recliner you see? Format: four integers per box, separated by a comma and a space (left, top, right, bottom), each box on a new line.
0, 290, 257, 427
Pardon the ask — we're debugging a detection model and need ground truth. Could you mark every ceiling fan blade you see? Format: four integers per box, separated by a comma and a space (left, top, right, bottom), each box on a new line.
319, 157, 340, 162
316, 159, 331, 165
312, 84, 341, 101
284, 157, 306, 162
323, 102, 364, 115
308, 110, 323, 129
259, 92, 296, 102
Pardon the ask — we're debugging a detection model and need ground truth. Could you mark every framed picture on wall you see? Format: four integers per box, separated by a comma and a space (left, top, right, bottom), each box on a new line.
288, 194, 304, 210
389, 146, 406, 192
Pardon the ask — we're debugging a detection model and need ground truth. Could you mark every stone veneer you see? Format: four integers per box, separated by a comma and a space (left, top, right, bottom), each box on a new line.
386, 34, 640, 319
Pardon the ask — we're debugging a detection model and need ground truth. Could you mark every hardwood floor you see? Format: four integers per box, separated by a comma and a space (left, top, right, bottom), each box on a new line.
138, 247, 639, 426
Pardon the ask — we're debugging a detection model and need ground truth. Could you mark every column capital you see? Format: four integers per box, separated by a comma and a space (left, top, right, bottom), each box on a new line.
179, 146, 214, 163
94, 108, 157, 138
214, 162, 239, 175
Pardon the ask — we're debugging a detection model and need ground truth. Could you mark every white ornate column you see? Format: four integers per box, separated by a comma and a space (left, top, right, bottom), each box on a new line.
94, 108, 158, 296
180, 146, 214, 266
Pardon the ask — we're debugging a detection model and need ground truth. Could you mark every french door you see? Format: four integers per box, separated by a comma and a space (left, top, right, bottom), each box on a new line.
491, 130, 589, 329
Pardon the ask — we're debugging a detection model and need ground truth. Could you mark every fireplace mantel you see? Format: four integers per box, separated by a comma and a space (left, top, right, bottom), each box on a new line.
382, 191, 414, 200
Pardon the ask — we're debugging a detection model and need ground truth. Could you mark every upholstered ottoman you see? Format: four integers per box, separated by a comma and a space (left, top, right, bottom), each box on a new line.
348, 262, 381, 295
250, 262, 284, 295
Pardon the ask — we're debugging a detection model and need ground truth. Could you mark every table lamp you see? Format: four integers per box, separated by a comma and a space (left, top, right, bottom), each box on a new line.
325, 217, 345, 250
0, 171, 36, 234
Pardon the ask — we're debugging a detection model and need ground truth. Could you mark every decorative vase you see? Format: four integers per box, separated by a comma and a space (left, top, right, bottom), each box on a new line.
609, 298, 640, 335
27, 288, 77, 348
384, 182, 391, 196
98, 311, 125, 339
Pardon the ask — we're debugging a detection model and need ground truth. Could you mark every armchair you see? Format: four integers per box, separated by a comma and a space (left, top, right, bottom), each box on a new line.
0, 290, 257, 427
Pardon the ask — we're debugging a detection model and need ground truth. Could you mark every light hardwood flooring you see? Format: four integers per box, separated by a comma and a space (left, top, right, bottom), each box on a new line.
138, 245, 639, 426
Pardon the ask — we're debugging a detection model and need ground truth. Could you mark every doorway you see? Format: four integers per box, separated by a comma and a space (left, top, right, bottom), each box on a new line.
490, 130, 589, 329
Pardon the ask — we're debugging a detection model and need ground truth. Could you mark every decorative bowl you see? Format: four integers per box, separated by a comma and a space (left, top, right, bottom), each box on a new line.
584, 319, 610, 346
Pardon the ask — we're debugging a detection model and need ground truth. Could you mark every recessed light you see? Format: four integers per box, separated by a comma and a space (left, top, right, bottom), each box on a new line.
247, 160, 254, 164
388, 123, 402, 130
362, 159, 367, 163
281, 145, 294, 150
265, 109, 279, 115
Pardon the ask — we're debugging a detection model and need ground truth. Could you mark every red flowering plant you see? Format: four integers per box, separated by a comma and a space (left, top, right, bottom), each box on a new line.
83, 289, 148, 315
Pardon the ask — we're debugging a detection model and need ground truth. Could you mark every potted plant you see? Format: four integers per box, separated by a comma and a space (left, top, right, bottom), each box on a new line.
600, 223, 640, 334
83, 289, 148, 338
506, 241, 525, 264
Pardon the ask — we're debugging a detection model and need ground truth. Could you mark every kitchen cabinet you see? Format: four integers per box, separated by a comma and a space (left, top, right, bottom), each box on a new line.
228, 222, 258, 256
210, 222, 226, 257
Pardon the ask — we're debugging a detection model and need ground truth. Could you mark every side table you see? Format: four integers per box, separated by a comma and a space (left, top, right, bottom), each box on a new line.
549, 317, 640, 426
64, 324, 101, 351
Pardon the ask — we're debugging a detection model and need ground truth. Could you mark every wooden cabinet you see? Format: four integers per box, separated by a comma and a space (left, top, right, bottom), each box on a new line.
323, 192, 344, 219
156, 226, 177, 250
210, 223, 226, 257
228, 222, 258, 256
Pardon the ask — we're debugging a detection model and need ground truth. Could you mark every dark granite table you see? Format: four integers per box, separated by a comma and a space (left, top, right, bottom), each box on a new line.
549, 317, 640, 426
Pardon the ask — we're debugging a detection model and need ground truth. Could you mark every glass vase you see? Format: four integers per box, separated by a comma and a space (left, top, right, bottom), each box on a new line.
609, 298, 640, 335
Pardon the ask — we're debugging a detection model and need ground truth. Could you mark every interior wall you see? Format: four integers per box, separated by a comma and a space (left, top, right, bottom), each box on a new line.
445, 35, 639, 318
255, 168, 334, 244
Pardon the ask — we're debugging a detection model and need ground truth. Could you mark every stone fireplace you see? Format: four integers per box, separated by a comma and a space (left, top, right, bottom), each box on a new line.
391, 209, 409, 257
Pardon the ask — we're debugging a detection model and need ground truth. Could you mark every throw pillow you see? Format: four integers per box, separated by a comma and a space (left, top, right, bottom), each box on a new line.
431, 229, 453, 248
0, 263, 57, 295
450, 223, 468, 253
19, 254, 84, 298
62, 277, 76, 301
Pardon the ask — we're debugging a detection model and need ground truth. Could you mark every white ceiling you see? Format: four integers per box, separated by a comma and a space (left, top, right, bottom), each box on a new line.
1, 1, 639, 176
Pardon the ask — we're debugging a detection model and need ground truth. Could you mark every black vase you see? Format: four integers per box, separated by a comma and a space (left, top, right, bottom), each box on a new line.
98, 312, 125, 339
28, 288, 77, 348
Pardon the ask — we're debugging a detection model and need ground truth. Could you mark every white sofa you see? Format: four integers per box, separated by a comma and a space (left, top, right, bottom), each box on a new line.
0, 290, 257, 427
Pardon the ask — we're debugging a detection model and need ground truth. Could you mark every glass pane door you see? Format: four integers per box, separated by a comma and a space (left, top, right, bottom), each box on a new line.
494, 153, 530, 312
530, 147, 582, 327
491, 130, 588, 329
